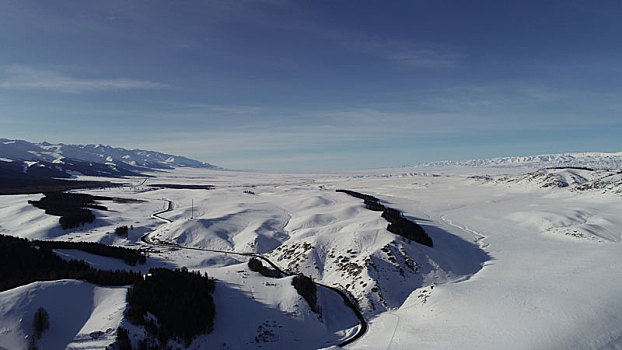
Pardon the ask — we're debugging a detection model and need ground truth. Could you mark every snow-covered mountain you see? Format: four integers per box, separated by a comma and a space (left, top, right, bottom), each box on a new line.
0, 138, 218, 177
0, 156, 144, 178
422, 152, 622, 170
491, 167, 622, 195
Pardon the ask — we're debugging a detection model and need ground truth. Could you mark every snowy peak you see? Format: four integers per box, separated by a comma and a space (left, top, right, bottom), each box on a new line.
423, 152, 622, 170
0, 138, 218, 173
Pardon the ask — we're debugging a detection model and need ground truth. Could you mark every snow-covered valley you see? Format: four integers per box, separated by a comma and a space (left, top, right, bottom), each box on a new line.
1, 164, 622, 349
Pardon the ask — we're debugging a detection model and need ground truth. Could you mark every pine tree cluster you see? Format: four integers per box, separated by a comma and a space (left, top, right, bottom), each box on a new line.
0, 234, 142, 292
248, 257, 281, 278
126, 267, 216, 347
337, 189, 433, 247
292, 274, 320, 314
28, 192, 111, 229
33, 239, 146, 266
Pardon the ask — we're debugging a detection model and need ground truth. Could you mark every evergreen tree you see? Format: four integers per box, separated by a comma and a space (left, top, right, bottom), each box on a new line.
33, 307, 49, 339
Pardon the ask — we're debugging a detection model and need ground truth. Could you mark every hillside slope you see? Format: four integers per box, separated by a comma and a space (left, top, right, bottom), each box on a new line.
148, 186, 488, 316
0, 280, 126, 350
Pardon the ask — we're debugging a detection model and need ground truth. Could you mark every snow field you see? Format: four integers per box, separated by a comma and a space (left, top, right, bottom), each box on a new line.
340, 172, 622, 350
1, 165, 621, 349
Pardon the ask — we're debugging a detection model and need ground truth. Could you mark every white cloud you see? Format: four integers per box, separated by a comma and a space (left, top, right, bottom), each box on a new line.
356, 38, 462, 68
201, 104, 264, 115
0, 65, 168, 93
384, 48, 462, 68
303, 25, 463, 69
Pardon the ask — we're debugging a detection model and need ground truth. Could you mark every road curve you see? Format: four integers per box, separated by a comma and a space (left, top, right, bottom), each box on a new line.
140, 198, 367, 348
151, 200, 173, 223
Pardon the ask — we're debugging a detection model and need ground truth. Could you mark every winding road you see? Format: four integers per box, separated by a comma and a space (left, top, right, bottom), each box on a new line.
141, 199, 367, 348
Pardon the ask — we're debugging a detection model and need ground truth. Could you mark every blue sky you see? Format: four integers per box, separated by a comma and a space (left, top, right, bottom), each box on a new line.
1, 0, 621, 171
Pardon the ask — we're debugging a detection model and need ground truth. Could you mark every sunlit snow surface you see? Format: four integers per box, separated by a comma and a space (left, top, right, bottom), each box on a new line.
1, 166, 621, 349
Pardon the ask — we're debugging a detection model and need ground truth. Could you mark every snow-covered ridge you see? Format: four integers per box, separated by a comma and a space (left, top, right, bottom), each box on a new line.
0, 138, 218, 171
495, 167, 622, 195
422, 152, 622, 170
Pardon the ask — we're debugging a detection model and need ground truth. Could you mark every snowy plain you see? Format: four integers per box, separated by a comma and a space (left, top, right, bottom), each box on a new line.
1, 164, 621, 349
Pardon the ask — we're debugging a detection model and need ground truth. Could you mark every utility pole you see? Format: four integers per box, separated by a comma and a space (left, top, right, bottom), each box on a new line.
191, 199, 194, 219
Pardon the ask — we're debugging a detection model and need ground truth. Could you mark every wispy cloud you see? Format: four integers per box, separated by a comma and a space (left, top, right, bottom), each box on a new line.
194, 104, 264, 115
299, 23, 463, 69
0, 65, 168, 93
215, 2, 464, 70
357, 39, 463, 68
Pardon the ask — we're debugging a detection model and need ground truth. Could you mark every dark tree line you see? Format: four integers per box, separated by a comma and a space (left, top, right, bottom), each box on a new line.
248, 257, 281, 278
0, 234, 142, 292
292, 274, 320, 315
337, 189, 433, 247
548, 166, 594, 171
126, 267, 216, 347
335, 189, 379, 202
34, 239, 146, 266
28, 192, 111, 229
0, 161, 118, 195
147, 184, 215, 190
2, 234, 217, 349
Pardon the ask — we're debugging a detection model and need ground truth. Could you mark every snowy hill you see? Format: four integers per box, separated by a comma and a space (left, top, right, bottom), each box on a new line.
145, 182, 487, 316
422, 152, 622, 170
0, 138, 218, 174
0, 280, 127, 350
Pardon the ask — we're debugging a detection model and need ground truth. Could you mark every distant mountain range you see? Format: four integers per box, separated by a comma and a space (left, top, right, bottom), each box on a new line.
501, 167, 622, 194
0, 138, 218, 178
422, 152, 622, 170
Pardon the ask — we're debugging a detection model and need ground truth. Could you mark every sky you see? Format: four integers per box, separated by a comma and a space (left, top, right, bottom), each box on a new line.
1, 0, 621, 171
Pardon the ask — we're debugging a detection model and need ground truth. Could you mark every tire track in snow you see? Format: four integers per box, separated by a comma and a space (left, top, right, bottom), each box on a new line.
439, 214, 489, 250
384, 313, 400, 350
